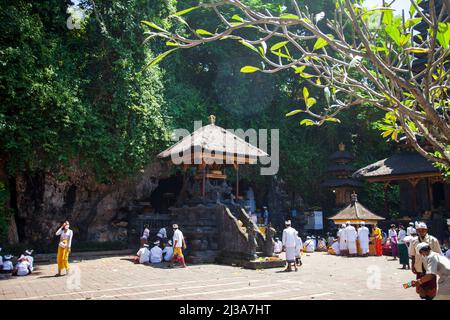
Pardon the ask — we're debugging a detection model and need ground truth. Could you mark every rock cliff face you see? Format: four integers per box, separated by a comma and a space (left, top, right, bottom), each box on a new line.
11, 161, 170, 246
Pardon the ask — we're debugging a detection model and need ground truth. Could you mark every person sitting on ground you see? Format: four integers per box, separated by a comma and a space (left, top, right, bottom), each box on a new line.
274, 237, 283, 254
162, 240, 173, 262
2, 255, 14, 273
150, 240, 163, 264
134, 244, 150, 264
24, 249, 34, 272
317, 237, 327, 252
329, 238, 340, 256
12, 255, 32, 276
303, 236, 315, 253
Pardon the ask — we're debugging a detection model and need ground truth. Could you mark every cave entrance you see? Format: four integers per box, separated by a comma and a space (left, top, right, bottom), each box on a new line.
149, 172, 184, 214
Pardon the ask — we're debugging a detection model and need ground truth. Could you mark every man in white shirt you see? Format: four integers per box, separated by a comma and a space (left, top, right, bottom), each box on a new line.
170, 224, 187, 268
2, 254, 13, 273
273, 237, 283, 254
13, 255, 32, 276
134, 244, 150, 264
345, 222, 358, 257
24, 249, 34, 272
162, 240, 174, 262
150, 241, 163, 264
407, 222, 416, 236
337, 224, 348, 256
410, 222, 441, 299
357, 222, 370, 257
282, 220, 298, 272
304, 236, 315, 253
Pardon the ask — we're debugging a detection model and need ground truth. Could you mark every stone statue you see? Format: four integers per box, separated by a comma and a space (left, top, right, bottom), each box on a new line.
263, 225, 276, 257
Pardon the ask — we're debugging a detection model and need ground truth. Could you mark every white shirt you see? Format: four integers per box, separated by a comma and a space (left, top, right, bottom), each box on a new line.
357, 227, 370, 243
274, 240, 283, 254
136, 247, 150, 264
295, 235, 303, 252
388, 229, 397, 239
398, 230, 407, 243
23, 255, 34, 271
142, 228, 150, 239
406, 226, 416, 236
157, 228, 167, 238
16, 261, 30, 276
304, 239, 315, 252
150, 246, 163, 263
282, 227, 297, 248
2, 260, 13, 271
345, 226, 357, 242
338, 228, 347, 242
173, 229, 184, 248
162, 246, 173, 261
251, 214, 258, 225
56, 228, 73, 248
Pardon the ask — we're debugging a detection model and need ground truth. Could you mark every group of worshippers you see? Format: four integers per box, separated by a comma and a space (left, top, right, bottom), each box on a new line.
0, 248, 34, 276
135, 223, 187, 268
402, 221, 450, 300
331, 221, 371, 257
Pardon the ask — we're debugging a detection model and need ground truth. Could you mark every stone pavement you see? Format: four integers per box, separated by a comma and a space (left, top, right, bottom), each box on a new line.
0, 252, 418, 300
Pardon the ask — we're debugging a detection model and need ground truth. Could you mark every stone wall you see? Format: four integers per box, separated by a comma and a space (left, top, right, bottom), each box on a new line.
10, 161, 169, 246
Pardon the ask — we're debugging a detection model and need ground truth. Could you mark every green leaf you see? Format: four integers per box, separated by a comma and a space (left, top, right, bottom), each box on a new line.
303, 87, 309, 101
405, 47, 430, 53
313, 34, 334, 51
144, 48, 177, 69
300, 119, 316, 126
313, 38, 329, 51
240, 66, 260, 73
140, 21, 167, 33
382, 9, 393, 25
270, 41, 289, 51
292, 66, 306, 74
271, 50, 290, 59
286, 109, 303, 117
166, 41, 179, 47
400, 34, 411, 46
306, 97, 317, 108
404, 17, 421, 29
239, 40, 259, 55
299, 72, 314, 79
324, 117, 341, 123
173, 6, 199, 16
436, 23, 450, 49
385, 25, 401, 46
280, 14, 299, 19
196, 29, 214, 36
232, 15, 244, 22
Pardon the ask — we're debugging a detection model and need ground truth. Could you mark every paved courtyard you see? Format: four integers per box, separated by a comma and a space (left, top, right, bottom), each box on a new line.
0, 252, 418, 300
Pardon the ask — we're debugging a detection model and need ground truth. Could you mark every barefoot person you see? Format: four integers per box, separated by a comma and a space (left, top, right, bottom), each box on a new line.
373, 223, 383, 256
357, 222, 370, 257
169, 224, 187, 268
55, 221, 73, 276
389, 224, 398, 260
282, 220, 297, 272
413, 243, 450, 300
410, 222, 441, 299
398, 225, 410, 269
